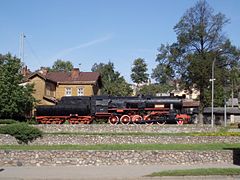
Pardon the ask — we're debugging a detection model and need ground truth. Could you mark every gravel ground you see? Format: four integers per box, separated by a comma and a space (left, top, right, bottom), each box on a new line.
0, 163, 240, 180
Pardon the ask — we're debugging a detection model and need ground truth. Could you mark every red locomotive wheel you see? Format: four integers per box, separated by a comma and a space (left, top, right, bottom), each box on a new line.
144, 115, 153, 125
108, 115, 119, 125
177, 120, 183, 125
120, 115, 131, 125
131, 115, 142, 124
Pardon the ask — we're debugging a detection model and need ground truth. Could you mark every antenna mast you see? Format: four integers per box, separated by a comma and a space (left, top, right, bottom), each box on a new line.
19, 33, 25, 63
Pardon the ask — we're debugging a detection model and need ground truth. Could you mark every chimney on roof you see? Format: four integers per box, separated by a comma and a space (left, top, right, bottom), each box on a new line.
71, 68, 80, 79
21, 66, 28, 77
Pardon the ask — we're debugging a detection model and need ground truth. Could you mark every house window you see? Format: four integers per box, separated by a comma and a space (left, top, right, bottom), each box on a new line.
65, 87, 72, 96
77, 87, 84, 96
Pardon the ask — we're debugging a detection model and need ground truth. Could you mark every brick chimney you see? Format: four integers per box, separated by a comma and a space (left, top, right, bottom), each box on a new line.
71, 68, 80, 79
21, 66, 28, 77
21, 66, 31, 77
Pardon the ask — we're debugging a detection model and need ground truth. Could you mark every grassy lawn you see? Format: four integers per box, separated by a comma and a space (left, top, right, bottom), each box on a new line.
0, 143, 240, 151
148, 168, 240, 177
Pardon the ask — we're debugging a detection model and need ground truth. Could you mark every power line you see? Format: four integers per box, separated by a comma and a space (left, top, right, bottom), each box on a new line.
25, 37, 43, 68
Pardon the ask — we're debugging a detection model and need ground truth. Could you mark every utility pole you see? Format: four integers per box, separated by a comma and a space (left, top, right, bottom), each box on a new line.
19, 33, 25, 62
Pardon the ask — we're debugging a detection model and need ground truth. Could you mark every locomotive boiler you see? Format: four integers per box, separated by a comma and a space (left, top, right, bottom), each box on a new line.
36, 94, 197, 125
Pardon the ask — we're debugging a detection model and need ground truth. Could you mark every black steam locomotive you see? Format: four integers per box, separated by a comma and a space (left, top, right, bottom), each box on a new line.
36, 94, 197, 125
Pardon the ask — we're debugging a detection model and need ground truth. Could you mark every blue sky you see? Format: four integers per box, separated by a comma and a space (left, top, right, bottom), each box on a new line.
1, 0, 240, 82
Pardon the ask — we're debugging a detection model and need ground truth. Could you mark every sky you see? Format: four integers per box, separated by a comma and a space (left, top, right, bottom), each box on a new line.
1, 0, 240, 83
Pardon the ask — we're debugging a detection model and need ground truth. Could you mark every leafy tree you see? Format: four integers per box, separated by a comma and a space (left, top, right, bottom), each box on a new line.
228, 61, 240, 103
152, 0, 240, 120
131, 58, 149, 85
151, 44, 175, 84
92, 62, 132, 96
0, 53, 35, 119
51, 59, 73, 72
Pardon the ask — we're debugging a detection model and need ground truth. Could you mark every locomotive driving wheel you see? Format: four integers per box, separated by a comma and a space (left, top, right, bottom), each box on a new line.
156, 114, 166, 126
131, 115, 142, 124
177, 119, 184, 125
108, 115, 119, 125
144, 115, 153, 125
120, 115, 131, 125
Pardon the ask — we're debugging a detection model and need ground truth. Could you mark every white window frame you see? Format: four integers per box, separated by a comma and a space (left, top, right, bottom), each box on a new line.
77, 87, 84, 96
65, 87, 72, 96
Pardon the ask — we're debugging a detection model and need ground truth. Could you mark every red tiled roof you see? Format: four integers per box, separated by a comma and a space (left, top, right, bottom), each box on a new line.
45, 71, 101, 84
28, 71, 101, 85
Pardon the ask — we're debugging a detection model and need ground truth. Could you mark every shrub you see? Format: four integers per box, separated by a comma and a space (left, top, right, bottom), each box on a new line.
26, 117, 38, 125
0, 123, 42, 144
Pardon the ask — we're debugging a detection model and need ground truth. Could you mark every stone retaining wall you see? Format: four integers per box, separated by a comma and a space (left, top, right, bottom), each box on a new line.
1, 134, 240, 145
1, 125, 238, 167
35, 124, 219, 133
1, 150, 237, 167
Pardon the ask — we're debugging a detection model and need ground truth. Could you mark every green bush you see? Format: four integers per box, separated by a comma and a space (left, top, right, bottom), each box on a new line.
0, 123, 42, 144
26, 117, 38, 125
0, 119, 18, 124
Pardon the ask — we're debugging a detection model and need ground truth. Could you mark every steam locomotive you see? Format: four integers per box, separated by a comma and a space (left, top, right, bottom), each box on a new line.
35, 94, 198, 125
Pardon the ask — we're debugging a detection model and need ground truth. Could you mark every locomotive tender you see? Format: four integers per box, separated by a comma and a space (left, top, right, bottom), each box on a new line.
36, 94, 196, 125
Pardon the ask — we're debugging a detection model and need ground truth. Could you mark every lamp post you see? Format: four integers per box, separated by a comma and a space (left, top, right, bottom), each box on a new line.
224, 96, 227, 127
210, 57, 216, 128
210, 49, 223, 128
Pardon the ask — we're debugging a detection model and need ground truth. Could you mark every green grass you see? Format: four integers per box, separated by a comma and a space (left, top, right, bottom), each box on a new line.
0, 119, 18, 124
0, 143, 240, 151
148, 168, 240, 177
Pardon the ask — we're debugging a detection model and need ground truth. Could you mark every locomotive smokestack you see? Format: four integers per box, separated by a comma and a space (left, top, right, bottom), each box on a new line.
71, 68, 80, 79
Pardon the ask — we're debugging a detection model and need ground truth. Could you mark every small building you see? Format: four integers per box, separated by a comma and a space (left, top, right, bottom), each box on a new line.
27, 68, 102, 105
171, 88, 200, 100
203, 107, 240, 125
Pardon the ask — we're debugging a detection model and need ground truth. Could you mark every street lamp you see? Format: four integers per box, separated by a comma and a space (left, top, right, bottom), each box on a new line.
224, 96, 227, 127
210, 49, 223, 128
210, 57, 216, 128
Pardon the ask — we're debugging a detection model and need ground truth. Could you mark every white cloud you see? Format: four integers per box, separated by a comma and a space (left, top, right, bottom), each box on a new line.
49, 33, 114, 61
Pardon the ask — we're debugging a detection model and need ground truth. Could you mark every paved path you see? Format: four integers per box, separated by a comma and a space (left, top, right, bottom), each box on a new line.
0, 163, 240, 180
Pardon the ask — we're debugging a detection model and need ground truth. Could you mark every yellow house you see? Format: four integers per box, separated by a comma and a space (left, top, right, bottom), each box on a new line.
27, 68, 102, 105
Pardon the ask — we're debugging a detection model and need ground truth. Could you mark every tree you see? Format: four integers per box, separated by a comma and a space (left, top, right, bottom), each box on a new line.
151, 44, 175, 84
0, 53, 35, 119
131, 58, 149, 85
92, 62, 132, 96
51, 59, 73, 72
152, 0, 240, 121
